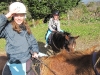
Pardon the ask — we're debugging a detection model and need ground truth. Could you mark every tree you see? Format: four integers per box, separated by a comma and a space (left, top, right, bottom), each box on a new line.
22, 0, 81, 19
0, 2, 8, 14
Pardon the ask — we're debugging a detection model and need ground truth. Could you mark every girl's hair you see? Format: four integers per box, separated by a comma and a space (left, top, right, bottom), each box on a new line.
11, 18, 31, 34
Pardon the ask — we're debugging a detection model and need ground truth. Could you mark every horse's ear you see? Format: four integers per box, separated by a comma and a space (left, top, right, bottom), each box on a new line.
65, 35, 69, 40
74, 36, 79, 39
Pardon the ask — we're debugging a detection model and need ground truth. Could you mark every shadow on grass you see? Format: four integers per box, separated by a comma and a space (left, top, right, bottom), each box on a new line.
38, 41, 48, 54
38, 41, 53, 55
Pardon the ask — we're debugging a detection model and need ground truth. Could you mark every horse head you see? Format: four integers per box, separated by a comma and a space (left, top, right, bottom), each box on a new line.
62, 31, 79, 52
48, 31, 79, 53
64, 32, 79, 52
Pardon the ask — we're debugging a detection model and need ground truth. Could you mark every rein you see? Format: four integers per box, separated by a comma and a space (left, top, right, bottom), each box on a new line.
27, 57, 57, 75
35, 57, 56, 75
52, 39, 60, 50
92, 52, 100, 75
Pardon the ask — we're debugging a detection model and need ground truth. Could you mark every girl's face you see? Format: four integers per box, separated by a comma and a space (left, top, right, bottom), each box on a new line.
13, 13, 25, 25
53, 15, 59, 20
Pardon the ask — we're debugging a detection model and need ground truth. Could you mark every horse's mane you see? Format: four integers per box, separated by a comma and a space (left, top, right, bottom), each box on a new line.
63, 31, 71, 36
41, 45, 100, 75
51, 45, 98, 62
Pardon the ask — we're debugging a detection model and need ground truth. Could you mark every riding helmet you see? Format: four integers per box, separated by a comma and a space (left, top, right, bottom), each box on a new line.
52, 10, 59, 16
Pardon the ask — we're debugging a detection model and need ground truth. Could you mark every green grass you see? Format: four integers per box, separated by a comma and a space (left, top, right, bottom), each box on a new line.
32, 20, 100, 42
0, 20, 100, 52
62, 21, 100, 38
0, 39, 6, 52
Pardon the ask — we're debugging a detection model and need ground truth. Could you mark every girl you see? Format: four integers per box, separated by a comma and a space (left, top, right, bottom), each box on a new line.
0, 2, 39, 75
44, 10, 63, 48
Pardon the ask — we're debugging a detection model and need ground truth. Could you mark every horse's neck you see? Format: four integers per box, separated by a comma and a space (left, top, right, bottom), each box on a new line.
56, 49, 68, 61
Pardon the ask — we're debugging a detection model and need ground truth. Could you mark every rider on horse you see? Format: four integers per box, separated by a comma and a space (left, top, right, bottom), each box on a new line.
44, 10, 63, 48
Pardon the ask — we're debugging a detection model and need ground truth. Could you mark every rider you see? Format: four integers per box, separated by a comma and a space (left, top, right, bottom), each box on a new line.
1, 2, 39, 75
44, 10, 63, 48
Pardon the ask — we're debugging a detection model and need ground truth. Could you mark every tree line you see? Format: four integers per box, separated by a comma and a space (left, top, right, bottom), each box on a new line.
0, 0, 100, 24
0, 0, 81, 19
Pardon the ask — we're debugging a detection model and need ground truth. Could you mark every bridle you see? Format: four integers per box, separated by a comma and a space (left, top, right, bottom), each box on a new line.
51, 32, 70, 51
52, 39, 60, 50
92, 52, 100, 75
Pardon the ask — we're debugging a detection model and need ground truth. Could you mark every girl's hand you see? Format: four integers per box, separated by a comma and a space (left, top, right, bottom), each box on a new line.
32, 52, 38, 58
5, 8, 19, 18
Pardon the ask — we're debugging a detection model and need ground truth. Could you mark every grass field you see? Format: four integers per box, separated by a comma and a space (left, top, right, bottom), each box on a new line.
32, 20, 100, 42
0, 20, 100, 52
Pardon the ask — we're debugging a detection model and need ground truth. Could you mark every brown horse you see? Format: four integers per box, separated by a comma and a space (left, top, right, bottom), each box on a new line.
0, 45, 99, 75
40, 45, 100, 75
48, 31, 79, 53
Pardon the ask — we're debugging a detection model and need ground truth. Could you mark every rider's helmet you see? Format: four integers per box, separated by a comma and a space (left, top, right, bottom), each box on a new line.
9, 2, 26, 13
52, 10, 59, 16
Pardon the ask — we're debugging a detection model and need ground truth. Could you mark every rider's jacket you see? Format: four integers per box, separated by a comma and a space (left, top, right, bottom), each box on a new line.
48, 18, 62, 32
0, 14, 39, 63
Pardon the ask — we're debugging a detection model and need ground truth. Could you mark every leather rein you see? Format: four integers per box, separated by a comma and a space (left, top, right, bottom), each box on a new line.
52, 39, 60, 50
27, 57, 57, 75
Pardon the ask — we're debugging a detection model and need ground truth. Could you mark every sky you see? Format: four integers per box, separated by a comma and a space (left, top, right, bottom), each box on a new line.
81, 0, 100, 4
